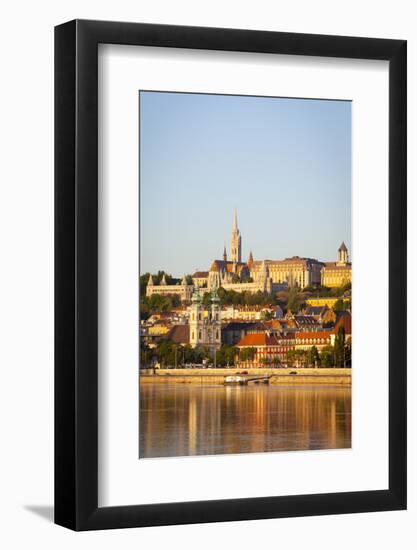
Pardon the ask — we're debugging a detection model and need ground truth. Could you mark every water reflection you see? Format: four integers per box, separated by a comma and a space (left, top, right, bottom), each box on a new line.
139, 383, 351, 459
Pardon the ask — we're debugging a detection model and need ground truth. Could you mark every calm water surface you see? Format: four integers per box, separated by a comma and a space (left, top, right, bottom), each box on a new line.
139, 383, 351, 458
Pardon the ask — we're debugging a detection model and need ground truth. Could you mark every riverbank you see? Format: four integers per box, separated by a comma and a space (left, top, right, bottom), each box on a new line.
140, 367, 351, 385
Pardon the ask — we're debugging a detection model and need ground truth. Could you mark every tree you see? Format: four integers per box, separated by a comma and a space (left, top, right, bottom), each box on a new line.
307, 345, 320, 367
140, 343, 153, 368
320, 345, 335, 367
333, 298, 351, 312
156, 340, 176, 367
272, 357, 282, 367
262, 310, 274, 321
286, 288, 303, 313
334, 326, 346, 367
215, 344, 237, 367
286, 349, 307, 367
140, 293, 182, 320
215, 287, 278, 308
239, 347, 256, 363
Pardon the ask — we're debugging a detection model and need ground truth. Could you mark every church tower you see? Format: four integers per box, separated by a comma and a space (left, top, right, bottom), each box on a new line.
210, 288, 222, 349
189, 288, 202, 348
230, 209, 242, 263
337, 242, 349, 266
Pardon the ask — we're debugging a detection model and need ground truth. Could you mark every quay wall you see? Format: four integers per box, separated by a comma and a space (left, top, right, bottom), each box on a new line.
140, 367, 351, 385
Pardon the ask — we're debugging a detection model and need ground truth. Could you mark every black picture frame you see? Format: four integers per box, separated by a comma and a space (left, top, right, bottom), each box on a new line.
55, 19, 407, 531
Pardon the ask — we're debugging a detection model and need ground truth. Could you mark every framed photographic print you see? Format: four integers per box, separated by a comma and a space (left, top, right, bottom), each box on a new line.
55, 20, 407, 530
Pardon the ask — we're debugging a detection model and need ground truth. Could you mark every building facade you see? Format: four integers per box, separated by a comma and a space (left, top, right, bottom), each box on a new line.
249, 256, 323, 288
145, 212, 351, 300
146, 273, 194, 302
321, 242, 352, 288
305, 297, 343, 308
191, 271, 209, 288
236, 332, 295, 366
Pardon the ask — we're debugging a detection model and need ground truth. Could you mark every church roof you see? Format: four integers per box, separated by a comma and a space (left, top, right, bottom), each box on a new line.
166, 325, 190, 345
209, 260, 247, 273
192, 271, 209, 278
338, 241, 348, 252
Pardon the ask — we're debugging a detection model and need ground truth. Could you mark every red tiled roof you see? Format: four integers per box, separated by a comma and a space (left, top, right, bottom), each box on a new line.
192, 271, 208, 278
237, 332, 283, 347
166, 325, 190, 344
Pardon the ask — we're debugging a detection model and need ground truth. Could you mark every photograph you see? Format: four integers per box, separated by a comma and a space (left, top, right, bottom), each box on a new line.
139, 91, 352, 459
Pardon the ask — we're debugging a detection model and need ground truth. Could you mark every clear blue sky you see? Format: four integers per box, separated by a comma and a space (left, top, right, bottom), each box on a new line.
140, 91, 351, 277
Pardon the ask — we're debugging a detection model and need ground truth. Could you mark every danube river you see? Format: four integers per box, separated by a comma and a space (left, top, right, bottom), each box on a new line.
139, 383, 351, 458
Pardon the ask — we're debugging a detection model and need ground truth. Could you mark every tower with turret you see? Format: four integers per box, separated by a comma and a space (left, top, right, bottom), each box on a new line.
230, 209, 242, 264
337, 241, 349, 266
189, 288, 202, 348
210, 288, 221, 348
188, 288, 221, 350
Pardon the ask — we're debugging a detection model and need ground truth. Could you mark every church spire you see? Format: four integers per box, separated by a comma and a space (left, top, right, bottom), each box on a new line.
248, 250, 254, 269
230, 208, 242, 263
233, 208, 238, 231
223, 245, 227, 262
